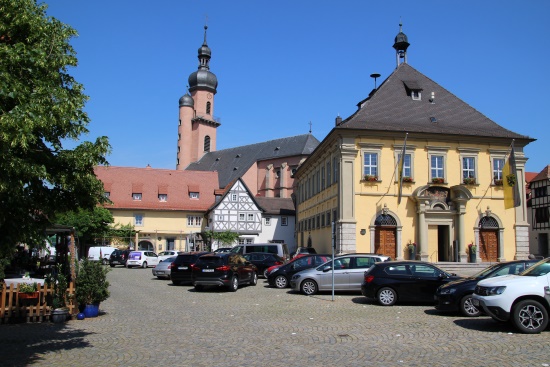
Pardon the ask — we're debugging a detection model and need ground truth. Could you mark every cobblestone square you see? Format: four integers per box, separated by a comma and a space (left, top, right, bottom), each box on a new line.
1, 267, 549, 367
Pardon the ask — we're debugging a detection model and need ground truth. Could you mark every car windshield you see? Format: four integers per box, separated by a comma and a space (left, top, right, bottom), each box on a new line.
521, 258, 550, 277
196, 256, 224, 266
472, 263, 502, 279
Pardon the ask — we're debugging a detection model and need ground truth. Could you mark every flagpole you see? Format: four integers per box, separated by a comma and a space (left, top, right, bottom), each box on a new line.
397, 132, 408, 205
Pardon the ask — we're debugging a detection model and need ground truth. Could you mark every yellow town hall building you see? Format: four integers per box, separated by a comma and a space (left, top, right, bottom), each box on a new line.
294, 25, 534, 263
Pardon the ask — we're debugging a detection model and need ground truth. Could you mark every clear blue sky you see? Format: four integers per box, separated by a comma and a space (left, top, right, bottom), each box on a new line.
44, 0, 549, 174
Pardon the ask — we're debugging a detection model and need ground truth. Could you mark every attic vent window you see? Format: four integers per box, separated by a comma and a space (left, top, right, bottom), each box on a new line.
215, 157, 220, 161
403, 80, 422, 101
233, 167, 238, 170
430, 117, 438, 123
275, 147, 280, 151
236, 154, 241, 158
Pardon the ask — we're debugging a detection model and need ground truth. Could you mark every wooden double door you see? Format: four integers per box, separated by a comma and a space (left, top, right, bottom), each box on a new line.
479, 230, 498, 262
375, 228, 397, 259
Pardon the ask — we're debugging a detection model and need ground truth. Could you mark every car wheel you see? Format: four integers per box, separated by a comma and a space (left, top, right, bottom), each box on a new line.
460, 294, 481, 317
263, 269, 269, 278
377, 287, 397, 306
228, 276, 238, 292
142, 261, 147, 269
250, 272, 258, 286
102, 258, 108, 265
274, 275, 288, 289
110, 264, 115, 268
512, 299, 549, 334
172, 280, 181, 286
300, 279, 318, 296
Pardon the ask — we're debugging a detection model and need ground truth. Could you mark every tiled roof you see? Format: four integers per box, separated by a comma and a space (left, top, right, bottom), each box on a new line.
254, 197, 295, 216
339, 63, 534, 141
186, 134, 320, 188
530, 165, 550, 182
95, 166, 219, 211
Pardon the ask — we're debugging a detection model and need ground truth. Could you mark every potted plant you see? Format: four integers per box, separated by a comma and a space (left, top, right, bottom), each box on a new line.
463, 177, 476, 185
431, 177, 444, 184
18, 282, 38, 299
75, 258, 110, 318
46, 264, 70, 323
402, 176, 413, 183
494, 178, 503, 186
364, 174, 378, 182
468, 243, 477, 263
406, 241, 416, 260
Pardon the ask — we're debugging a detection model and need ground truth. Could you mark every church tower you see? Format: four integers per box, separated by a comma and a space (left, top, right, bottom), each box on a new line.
177, 25, 219, 170
393, 22, 410, 68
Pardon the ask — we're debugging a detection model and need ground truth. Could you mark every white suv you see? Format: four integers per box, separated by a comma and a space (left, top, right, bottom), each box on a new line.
126, 251, 160, 268
472, 258, 550, 334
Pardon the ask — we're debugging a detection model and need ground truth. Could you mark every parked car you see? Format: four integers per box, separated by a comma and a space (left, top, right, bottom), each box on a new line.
472, 258, 550, 334
192, 253, 258, 292
243, 252, 284, 278
230, 243, 290, 262
152, 256, 177, 279
267, 254, 332, 288
290, 253, 391, 295
158, 250, 180, 262
109, 249, 130, 268
435, 259, 538, 316
126, 251, 160, 268
88, 246, 116, 265
361, 261, 461, 306
214, 247, 232, 253
291, 247, 317, 259
170, 252, 211, 285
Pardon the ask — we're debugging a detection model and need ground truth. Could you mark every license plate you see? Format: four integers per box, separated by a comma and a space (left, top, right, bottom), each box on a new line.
178, 266, 188, 270
202, 269, 214, 272
156, 271, 164, 274
472, 299, 480, 306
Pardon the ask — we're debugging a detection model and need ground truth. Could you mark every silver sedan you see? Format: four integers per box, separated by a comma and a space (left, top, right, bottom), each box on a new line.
152, 256, 177, 279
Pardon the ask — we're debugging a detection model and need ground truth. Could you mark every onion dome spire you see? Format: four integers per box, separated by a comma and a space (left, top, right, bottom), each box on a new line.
188, 25, 218, 94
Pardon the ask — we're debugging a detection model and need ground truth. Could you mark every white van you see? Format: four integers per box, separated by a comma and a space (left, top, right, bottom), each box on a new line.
230, 243, 290, 261
88, 246, 116, 265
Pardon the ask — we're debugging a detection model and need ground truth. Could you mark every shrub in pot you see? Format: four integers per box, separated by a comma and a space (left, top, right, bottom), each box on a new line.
46, 264, 70, 323
75, 259, 110, 317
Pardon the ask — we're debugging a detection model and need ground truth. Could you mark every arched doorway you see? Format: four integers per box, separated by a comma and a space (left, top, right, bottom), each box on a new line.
479, 216, 499, 262
374, 213, 397, 259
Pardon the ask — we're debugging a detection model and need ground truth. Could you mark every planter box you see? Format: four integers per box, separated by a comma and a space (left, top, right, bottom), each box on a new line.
18, 292, 39, 299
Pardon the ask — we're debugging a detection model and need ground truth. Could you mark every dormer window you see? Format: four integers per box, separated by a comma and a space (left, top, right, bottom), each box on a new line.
189, 192, 199, 199
158, 194, 167, 202
132, 193, 142, 201
403, 80, 422, 101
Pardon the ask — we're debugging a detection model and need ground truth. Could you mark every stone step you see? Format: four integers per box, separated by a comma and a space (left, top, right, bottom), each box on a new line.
435, 262, 488, 277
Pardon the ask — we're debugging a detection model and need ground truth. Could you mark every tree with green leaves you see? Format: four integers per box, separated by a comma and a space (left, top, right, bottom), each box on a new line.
53, 207, 114, 246
0, 0, 110, 253
202, 230, 240, 248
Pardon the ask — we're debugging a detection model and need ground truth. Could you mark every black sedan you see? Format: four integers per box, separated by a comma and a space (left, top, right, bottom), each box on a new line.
192, 253, 257, 292
435, 259, 538, 316
361, 261, 462, 306
242, 252, 284, 278
267, 254, 332, 288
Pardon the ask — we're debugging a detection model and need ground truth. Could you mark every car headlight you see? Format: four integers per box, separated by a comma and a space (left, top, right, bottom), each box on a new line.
439, 288, 456, 295
485, 286, 506, 296
292, 274, 301, 280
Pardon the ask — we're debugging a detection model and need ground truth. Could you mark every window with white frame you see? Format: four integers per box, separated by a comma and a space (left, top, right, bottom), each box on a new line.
104, 192, 110, 199
132, 193, 142, 201
363, 153, 378, 179
431, 155, 444, 179
239, 213, 245, 221
158, 194, 167, 202
134, 214, 144, 226
493, 158, 505, 182
462, 157, 476, 180
231, 193, 238, 201
187, 215, 202, 227
238, 238, 254, 244
281, 217, 288, 226
189, 192, 199, 199
397, 153, 412, 179
247, 213, 254, 221
265, 217, 271, 226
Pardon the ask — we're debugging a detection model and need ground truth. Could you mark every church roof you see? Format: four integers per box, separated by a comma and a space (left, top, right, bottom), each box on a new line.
186, 134, 320, 189
95, 166, 218, 211
338, 63, 533, 142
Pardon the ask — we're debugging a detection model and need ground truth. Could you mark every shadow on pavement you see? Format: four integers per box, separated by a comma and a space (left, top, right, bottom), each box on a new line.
0, 323, 94, 367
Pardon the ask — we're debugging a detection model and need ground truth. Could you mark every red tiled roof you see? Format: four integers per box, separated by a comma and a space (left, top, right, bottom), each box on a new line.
95, 166, 219, 211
